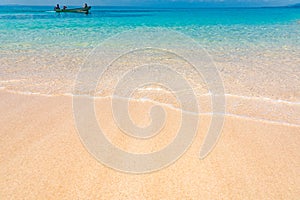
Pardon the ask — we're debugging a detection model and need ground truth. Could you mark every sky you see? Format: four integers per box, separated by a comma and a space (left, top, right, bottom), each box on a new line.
0, 0, 299, 7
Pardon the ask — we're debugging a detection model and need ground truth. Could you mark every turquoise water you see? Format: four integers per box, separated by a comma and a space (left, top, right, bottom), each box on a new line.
1, 6, 300, 95
0, 6, 300, 126
1, 6, 300, 50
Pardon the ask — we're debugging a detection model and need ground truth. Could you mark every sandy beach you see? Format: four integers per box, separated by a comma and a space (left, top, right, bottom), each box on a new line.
1, 90, 299, 199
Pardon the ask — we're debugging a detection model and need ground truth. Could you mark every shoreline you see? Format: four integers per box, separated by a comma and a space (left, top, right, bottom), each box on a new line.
1, 88, 299, 127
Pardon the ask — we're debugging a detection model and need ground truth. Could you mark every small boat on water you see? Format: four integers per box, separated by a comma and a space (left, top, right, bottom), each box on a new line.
54, 6, 91, 14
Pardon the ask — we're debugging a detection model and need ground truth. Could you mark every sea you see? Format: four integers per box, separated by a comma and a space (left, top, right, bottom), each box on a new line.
0, 6, 299, 126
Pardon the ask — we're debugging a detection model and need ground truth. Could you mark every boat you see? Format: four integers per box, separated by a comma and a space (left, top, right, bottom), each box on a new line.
55, 6, 91, 14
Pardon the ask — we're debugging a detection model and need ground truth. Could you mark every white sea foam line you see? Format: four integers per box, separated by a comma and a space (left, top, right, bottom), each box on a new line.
1, 89, 300, 127
223, 93, 300, 105
107, 95, 300, 127
137, 86, 207, 94
1, 88, 56, 97
133, 87, 300, 105
1, 87, 299, 106
137, 88, 164, 91
0, 79, 24, 83
96, 95, 300, 127
2, 88, 300, 106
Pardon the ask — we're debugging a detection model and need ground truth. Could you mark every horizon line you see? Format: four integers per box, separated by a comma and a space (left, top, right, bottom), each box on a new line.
0, 4, 297, 9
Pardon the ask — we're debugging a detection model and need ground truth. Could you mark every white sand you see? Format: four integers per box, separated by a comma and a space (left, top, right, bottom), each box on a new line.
0, 91, 299, 199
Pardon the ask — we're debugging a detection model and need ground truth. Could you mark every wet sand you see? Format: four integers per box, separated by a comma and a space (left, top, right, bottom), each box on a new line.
0, 90, 299, 199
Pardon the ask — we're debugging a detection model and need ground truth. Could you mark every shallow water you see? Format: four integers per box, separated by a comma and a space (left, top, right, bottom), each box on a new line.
1, 6, 300, 126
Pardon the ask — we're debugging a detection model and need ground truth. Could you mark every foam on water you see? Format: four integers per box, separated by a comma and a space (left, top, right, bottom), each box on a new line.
2, 88, 299, 127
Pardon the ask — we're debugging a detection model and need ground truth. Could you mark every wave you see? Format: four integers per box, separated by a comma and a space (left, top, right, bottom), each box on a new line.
1, 87, 299, 127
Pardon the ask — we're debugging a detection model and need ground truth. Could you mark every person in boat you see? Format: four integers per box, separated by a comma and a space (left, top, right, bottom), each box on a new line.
63, 6, 67, 10
83, 3, 88, 8
54, 4, 60, 10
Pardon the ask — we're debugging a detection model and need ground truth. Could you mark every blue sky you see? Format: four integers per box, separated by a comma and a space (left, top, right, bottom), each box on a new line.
0, 0, 299, 7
